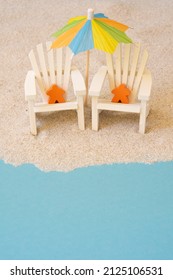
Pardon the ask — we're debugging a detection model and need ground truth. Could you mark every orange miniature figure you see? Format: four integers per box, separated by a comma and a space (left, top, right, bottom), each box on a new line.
111, 84, 131, 104
46, 84, 65, 104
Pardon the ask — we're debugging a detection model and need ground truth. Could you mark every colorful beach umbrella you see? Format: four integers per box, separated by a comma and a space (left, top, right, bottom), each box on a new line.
51, 9, 132, 103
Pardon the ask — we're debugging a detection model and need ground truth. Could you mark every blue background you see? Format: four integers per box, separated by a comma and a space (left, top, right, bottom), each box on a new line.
0, 160, 173, 260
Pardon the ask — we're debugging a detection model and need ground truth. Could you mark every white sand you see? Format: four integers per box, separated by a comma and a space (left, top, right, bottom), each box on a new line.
0, 0, 173, 172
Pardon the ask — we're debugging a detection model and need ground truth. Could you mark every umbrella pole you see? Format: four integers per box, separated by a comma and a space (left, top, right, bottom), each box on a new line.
85, 50, 90, 106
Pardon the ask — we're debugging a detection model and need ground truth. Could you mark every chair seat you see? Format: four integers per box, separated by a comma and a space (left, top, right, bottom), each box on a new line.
34, 100, 78, 113
97, 99, 141, 113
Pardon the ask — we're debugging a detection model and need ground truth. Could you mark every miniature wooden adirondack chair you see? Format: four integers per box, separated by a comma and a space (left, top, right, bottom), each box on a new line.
89, 43, 152, 133
25, 42, 86, 135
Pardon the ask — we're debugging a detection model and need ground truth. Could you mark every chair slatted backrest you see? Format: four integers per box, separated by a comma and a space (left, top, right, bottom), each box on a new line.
122, 44, 131, 85
106, 43, 148, 103
106, 52, 115, 90
115, 44, 122, 86
46, 42, 56, 85
28, 41, 73, 102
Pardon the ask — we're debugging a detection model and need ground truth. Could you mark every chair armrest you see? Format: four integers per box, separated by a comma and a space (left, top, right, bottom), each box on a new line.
71, 69, 86, 96
89, 66, 108, 97
138, 69, 152, 101
25, 70, 37, 101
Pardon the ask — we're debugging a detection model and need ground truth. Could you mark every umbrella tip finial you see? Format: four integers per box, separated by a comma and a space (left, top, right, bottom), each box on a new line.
87, 8, 94, 20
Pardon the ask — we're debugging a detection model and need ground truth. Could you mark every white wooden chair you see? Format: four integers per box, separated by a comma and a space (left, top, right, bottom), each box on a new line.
25, 42, 86, 135
89, 43, 152, 133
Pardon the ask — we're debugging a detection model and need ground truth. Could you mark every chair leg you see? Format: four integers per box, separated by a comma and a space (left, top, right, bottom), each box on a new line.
146, 102, 150, 117
139, 100, 147, 134
77, 96, 85, 130
92, 96, 99, 131
28, 100, 37, 135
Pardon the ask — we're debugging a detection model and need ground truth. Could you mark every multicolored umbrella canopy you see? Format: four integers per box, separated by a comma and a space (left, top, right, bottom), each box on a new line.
51, 9, 132, 54
51, 9, 132, 104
